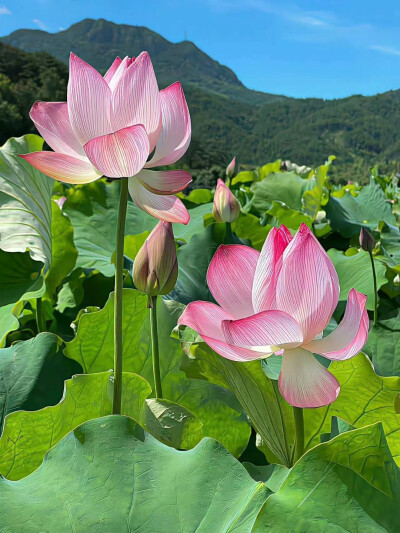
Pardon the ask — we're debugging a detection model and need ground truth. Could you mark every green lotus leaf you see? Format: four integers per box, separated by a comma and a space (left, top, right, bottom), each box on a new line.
364, 309, 400, 376
44, 200, 78, 298
326, 178, 395, 237
0, 135, 53, 267
0, 416, 268, 532
64, 289, 250, 457
328, 248, 387, 311
0, 301, 22, 347
304, 353, 400, 465
0, 332, 80, 424
254, 423, 400, 532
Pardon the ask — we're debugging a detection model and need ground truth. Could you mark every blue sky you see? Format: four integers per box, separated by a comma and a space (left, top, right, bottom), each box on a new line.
1, 0, 400, 99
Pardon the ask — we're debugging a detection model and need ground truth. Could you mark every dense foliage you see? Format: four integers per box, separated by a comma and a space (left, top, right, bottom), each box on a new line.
0, 43, 68, 141
0, 133, 400, 530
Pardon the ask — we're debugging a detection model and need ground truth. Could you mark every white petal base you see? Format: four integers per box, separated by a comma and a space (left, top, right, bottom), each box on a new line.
279, 347, 340, 408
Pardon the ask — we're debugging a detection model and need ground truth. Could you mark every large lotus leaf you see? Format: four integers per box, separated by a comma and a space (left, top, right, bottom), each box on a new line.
180, 188, 213, 206
328, 248, 387, 311
246, 171, 315, 216
0, 332, 81, 423
64, 290, 250, 457
0, 135, 53, 267
0, 416, 268, 532
325, 179, 396, 237
364, 310, 400, 376
0, 250, 44, 306
172, 202, 213, 242
168, 225, 221, 304
181, 342, 295, 467
267, 200, 312, 230
0, 371, 151, 480
302, 156, 333, 219
232, 212, 269, 250
232, 159, 282, 186
64, 180, 213, 276
142, 398, 203, 450
379, 222, 400, 270
254, 423, 400, 532
64, 180, 157, 276
44, 200, 78, 297
304, 353, 400, 465
0, 301, 22, 347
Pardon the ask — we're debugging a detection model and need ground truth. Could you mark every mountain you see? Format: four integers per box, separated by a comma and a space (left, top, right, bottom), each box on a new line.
1, 18, 288, 107
1, 19, 400, 184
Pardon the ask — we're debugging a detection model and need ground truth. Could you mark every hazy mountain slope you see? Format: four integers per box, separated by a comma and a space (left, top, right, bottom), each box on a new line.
1, 18, 288, 107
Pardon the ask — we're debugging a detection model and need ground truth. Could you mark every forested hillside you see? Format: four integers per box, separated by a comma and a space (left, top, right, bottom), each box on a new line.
2, 19, 400, 183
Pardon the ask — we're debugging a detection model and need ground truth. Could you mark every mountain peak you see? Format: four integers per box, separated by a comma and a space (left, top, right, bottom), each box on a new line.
1, 18, 287, 106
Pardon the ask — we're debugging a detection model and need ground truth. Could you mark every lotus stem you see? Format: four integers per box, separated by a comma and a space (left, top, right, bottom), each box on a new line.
293, 406, 304, 463
112, 178, 129, 415
149, 295, 163, 398
36, 297, 46, 332
225, 222, 234, 244
369, 251, 378, 326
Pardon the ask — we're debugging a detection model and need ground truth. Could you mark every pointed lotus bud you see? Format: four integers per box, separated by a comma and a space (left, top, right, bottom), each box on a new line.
213, 179, 241, 223
53, 196, 66, 209
133, 221, 178, 296
226, 156, 236, 179
359, 227, 375, 253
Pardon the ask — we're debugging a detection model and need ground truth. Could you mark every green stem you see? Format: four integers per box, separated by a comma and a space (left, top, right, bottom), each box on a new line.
369, 251, 378, 326
150, 295, 163, 398
36, 297, 46, 332
112, 178, 129, 415
293, 406, 304, 463
225, 222, 234, 244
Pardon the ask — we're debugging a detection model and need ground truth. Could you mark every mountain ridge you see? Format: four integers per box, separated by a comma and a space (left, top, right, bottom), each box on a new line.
1, 18, 289, 107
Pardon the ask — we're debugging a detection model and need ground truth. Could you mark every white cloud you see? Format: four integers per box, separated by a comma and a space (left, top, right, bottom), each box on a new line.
370, 45, 400, 57
0, 5, 11, 15
207, 0, 332, 27
32, 18, 48, 30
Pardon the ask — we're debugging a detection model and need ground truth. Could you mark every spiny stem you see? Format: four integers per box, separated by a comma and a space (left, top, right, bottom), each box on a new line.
369, 251, 378, 326
112, 178, 129, 415
293, 406, 304, 463
150, 295, 163, 398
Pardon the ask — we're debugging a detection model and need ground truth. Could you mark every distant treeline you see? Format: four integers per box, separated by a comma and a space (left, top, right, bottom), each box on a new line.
1, 42, 400, 184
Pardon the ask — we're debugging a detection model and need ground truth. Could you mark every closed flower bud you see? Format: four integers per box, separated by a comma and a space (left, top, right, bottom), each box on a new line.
359, 227, 375, 253
226, 156, 236, 179
213, 179, 241, 223
133, 221, 178, 296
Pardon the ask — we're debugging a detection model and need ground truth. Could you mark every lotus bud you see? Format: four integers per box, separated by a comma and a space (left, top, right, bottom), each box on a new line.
213, 179, 241, 223
226, 156, 236, 179
54, 196, 66, 209
359, 227, 375, 253
133, 221, 178, 297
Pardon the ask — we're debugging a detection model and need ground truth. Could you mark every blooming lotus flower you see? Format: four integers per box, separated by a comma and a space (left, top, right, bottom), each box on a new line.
226, 156, 236, 179
20, 53, 192, 224
133, 221, 177, 297
213, 179, 240, 223
178, 224, 369, 408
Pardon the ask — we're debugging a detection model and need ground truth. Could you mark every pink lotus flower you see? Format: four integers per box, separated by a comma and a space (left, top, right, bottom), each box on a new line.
20, 53, 192, 224
213, 179, 241, 223
178, 224, 369, 408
